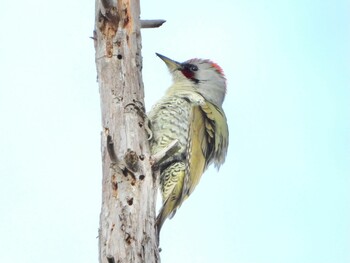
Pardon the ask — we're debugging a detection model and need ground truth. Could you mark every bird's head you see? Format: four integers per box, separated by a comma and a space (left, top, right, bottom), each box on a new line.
156, 53, 227, 106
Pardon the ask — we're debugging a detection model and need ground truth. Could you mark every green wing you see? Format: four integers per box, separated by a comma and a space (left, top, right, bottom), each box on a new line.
183, 101, 229, 198
184, 105, 208, 197
200, 102, 229, 168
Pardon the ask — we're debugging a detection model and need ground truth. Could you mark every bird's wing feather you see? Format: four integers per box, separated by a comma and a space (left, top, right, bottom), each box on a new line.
200, 102, 229, 168
182, 100, 229, 199
182, 105, 207, 198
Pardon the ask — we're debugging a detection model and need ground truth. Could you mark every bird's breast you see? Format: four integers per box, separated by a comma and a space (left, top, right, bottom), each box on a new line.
149, 96, 193, 164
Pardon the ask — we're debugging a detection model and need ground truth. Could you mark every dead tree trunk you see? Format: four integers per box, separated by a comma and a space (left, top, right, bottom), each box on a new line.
94, 0, 160, 262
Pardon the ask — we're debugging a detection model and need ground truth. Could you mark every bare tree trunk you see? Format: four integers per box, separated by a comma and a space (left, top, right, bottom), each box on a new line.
94, 0, 160, 262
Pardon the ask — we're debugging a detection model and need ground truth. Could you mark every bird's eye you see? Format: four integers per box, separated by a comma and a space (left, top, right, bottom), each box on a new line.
191, 65, 198, 71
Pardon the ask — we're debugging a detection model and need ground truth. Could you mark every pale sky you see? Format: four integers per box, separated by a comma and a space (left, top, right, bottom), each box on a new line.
0, 0, 349, 263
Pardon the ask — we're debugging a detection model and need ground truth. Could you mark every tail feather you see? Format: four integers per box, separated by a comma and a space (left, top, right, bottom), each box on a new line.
156, 197, 177, 244
156, 163, 186, 241
156, 200, 171, 237
156, 191, 182, 233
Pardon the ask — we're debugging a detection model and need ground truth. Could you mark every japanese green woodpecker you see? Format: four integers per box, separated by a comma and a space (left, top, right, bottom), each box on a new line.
149, 53, 229, 234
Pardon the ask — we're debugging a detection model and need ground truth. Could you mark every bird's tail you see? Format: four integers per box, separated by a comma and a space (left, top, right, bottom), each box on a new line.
156, 163, 186, 242
156, 197, 177, 238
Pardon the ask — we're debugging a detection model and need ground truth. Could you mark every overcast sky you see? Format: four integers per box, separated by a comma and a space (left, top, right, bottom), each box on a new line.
0, 0, 349, 263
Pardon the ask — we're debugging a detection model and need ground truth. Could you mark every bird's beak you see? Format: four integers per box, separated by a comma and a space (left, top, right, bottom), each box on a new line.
156, 53, 182, 72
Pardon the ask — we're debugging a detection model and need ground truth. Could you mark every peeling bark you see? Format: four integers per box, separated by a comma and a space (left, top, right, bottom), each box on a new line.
94, 1, 160, 262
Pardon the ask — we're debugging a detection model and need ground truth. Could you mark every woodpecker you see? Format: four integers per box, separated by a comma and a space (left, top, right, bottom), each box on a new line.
149, 53, 229, 234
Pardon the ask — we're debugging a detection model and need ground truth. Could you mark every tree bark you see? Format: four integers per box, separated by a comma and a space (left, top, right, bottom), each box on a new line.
94, 0, 160, 262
